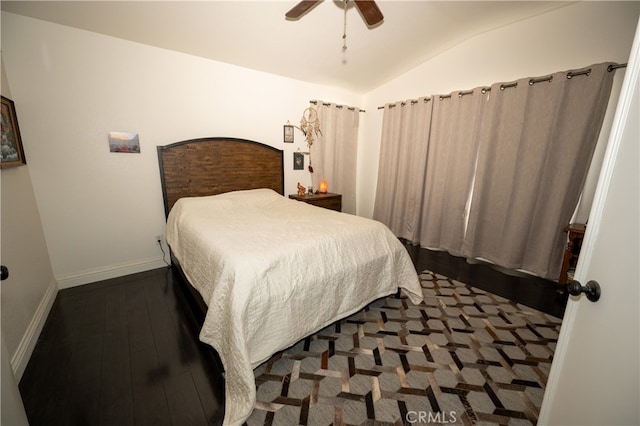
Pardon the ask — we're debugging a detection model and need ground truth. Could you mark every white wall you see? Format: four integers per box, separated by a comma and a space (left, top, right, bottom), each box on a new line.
358, 1, 640, 218
1, 12, 361, 288
1, 58, 57, 379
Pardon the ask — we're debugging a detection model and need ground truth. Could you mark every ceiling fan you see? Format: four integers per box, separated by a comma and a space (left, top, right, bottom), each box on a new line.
285, 0, 384, 27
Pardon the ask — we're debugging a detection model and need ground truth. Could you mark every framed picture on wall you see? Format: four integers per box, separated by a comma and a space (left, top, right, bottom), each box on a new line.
0, 96, 26, 168
283, 124, 294, 143
108, 131, 140, 153
293, 152, 304, 170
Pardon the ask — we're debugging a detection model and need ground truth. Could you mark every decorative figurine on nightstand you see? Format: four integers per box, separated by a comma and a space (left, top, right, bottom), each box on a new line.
297, 182, 306, 196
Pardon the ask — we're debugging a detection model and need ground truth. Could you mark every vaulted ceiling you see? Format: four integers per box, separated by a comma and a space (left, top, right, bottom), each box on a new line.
1, 1, 575, 93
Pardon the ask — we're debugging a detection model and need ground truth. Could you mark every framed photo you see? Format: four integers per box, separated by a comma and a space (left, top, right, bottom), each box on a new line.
293, 152, 304, 170
1, 96, 26, 168
283, 124, 294, 143
108, 131, 140, 153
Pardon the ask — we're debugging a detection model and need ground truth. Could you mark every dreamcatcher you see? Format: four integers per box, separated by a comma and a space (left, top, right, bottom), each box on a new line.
298, 106, 321, 173
299, 107, 321, 148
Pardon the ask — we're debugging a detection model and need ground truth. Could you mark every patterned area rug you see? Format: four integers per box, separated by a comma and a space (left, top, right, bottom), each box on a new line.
246, 271, 562, 425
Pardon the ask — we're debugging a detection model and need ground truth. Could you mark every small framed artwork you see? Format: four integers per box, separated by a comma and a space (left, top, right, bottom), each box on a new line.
0, 96, 26, 168
283, 124, 294, 143
293, 152, 304, 170
108, 131, 140, 153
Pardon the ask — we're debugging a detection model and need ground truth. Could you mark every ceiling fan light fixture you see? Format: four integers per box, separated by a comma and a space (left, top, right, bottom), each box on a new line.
342, 0, 348, 51
286, 0, 383, 51
353, 0, 384, 26
285, 0, 322, 20
285, 0, 383, 26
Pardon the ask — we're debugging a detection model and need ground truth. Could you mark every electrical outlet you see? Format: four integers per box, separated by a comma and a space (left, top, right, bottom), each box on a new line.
155, 234, 163, 245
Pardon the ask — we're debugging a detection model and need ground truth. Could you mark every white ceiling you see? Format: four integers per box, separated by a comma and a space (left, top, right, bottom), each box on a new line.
1, 1, 575, 93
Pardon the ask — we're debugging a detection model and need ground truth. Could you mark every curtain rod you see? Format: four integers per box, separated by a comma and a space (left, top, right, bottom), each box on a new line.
377, 62, 628, 110
310, 100, 365, 113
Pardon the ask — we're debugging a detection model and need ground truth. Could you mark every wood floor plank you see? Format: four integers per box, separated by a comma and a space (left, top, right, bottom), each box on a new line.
164, 370, 209, 425
71, 333, 103, 390
188, 355, 226, 424
132, 381, 172, 426
105, 284, 128, 332
144, 277, 192, 378
99, 325, 134, 425
66, 373, 101, 425
125, 280, 157, 355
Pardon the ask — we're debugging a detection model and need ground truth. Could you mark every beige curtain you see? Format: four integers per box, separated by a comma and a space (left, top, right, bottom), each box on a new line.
462, 63, 616, 278
373, 98, 432, 241
311, 102, 360, 214
418, 88, 489, 255
373, 62, 616, 280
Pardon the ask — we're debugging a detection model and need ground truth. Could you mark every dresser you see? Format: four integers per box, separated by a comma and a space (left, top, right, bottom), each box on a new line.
558, 223, 586, 292
288, 192, 342, 212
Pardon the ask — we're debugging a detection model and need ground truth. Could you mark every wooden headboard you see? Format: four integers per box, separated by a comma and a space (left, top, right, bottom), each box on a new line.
157, 137, 284, 217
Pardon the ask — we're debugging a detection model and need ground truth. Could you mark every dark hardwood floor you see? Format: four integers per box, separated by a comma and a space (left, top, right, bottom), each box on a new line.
401, 241, 568, 319
19, 267, 225, 426
19, 245, 567, 425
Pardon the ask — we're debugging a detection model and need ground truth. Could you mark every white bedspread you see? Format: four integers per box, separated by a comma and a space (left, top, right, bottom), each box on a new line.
166, 189, 423, 425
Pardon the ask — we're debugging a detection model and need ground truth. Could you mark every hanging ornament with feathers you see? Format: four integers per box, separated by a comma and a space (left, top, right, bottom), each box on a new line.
299, 107, 321, 148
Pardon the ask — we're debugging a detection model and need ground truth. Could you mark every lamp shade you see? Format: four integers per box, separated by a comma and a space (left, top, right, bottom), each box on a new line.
319, 180, 328, 193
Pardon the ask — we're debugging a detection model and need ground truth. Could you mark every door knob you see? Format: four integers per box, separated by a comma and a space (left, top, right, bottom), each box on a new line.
0, 265, 8, 281
567, 279, 601, 302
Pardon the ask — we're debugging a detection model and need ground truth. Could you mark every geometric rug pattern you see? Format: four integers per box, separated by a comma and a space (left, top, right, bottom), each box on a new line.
246, 270, 562, 425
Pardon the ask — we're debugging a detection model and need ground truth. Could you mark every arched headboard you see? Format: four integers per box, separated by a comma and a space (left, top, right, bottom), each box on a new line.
157, 137, 284, 217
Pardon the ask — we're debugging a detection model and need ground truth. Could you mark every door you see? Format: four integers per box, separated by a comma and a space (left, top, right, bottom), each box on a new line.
538, 18, 640, 425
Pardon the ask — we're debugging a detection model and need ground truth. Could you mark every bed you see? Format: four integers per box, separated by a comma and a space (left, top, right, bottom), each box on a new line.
157, 137, 423, 425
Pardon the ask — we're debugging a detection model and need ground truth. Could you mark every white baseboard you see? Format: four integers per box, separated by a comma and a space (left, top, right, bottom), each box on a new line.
11, 277, 58, 381
56, 257, 169, 289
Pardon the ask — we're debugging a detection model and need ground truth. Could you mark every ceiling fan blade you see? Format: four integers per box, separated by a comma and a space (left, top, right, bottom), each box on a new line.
285, 1, 322, 20
353, 0, 383, 26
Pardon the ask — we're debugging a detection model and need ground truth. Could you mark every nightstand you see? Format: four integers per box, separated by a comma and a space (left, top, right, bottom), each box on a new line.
288, 193, 342, 212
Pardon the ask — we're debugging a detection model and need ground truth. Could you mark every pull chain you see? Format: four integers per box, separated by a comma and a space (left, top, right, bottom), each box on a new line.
342, 0, 348, 51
